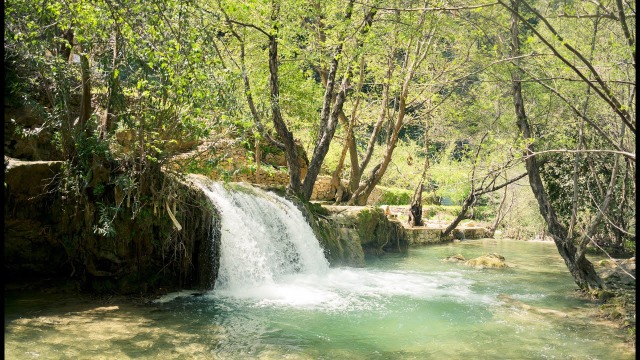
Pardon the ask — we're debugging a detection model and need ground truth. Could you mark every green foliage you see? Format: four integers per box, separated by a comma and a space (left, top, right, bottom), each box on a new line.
428, 158, 471, 205
423, 205, 462, 221
373, 186, 412, 205
93, 202, 118, 238
307, 201, 329, 217
4, 0, 636, 292
497, 182, 548, 241
470, 206, 495, 221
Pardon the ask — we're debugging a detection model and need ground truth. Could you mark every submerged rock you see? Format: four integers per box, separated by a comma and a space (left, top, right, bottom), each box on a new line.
443, 254, 466, 263
497, 294, 569, 318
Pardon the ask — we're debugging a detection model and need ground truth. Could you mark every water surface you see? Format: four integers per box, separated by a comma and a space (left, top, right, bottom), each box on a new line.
5, 184, 634, 359
5, 239, 633, 360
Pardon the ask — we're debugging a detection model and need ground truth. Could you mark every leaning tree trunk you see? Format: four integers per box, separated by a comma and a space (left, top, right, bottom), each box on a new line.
441, 192, 476, 238
508, 0, 602, 292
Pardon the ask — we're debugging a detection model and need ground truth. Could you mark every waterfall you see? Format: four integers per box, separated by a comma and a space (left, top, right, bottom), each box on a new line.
183, 179, 486, 312
200, 182, 330, 292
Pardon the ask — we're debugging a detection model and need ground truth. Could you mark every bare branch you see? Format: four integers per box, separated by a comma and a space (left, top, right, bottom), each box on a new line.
475, 172, 528, 196
518, 66, 629, 155
354, 1, 498, 12
615, 0, 636, 68
525, 149, 635, 161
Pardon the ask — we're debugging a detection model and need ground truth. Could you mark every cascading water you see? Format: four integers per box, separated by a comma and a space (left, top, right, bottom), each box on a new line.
200, 182, 329, 291
195, 180, 488, 311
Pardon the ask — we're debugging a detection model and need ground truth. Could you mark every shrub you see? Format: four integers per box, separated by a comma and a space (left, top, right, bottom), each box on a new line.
373, 186, 412, 205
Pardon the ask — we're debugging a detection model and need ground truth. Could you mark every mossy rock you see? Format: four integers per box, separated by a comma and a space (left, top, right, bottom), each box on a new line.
597, 259, 618, 268
307, 201, 329, 216
356, 208, 382, 242
464, 253, 508, 269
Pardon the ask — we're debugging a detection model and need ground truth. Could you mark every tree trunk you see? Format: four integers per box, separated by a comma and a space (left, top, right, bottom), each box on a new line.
102, 30, 121, 139
441, 193, 475, 238
330, 114, 351, 203
301, 56, 349, 200
347, 10, 433, 205
301, 0, 372, 201
58, 28, 74, 61
78, 53, 92, 133
347, 67, 409, 206
409, 181, 424, 227
255, 136, 261, 174
267, 9, 301, 194
508, 0, 602, 292
409, 121, 431, 227
344, 58, 366, 194
348, 57, 393, 194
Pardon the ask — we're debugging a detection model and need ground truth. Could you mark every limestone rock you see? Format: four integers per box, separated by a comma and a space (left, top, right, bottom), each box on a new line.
464, 253, 509, 269
309, 205, 408, 266
5, 157, 64, 198
600, 257, 636, 289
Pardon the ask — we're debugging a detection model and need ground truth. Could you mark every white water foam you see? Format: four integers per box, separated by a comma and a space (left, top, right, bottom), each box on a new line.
209, 268, 492, 312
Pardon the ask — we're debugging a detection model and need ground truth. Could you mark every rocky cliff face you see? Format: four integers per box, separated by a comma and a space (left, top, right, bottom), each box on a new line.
4, 158, 67, 277
4, 157, 220, 294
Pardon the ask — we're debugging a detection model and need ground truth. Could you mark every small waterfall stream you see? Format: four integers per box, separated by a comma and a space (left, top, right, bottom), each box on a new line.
196, 180, 485, 311
201, 182, 329, 291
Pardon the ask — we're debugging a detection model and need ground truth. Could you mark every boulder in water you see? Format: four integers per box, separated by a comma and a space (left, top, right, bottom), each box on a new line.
465, 253, 509, 269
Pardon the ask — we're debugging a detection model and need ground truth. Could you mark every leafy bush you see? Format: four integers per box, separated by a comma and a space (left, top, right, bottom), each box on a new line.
423, 205, 463, 221
471, 205, 495, 221
373, 186, 412, 205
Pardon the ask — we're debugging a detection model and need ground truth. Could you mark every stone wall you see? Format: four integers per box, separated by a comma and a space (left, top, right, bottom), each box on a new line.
234, 169, 291, 190
405, 226, 490, 245
405, 228, 446, 245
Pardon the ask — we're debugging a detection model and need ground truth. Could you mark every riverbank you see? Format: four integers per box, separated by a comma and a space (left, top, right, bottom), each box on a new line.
595, 257, 636, 345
